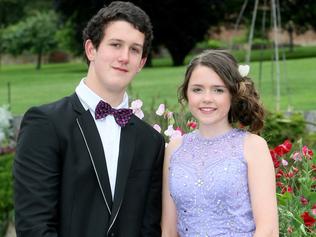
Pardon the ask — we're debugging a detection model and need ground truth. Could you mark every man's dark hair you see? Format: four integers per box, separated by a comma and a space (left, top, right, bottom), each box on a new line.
82, 1, 153, 63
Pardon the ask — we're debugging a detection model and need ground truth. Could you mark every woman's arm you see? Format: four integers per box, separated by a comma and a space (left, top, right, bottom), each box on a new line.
244, 134, 279, 237
161, 138, 182, 237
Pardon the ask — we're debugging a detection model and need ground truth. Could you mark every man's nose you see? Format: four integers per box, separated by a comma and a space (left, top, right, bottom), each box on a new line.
118, 47, 129, 63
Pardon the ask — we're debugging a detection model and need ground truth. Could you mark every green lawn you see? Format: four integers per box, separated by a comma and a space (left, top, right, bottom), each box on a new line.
0, 57, 316, 116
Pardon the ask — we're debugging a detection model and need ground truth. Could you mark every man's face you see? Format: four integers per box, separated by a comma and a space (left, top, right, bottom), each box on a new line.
85, 20, 146, 96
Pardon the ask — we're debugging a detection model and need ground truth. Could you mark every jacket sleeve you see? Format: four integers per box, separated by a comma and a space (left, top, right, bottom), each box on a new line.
13, 107, 60, 237
141, 134, 165, 237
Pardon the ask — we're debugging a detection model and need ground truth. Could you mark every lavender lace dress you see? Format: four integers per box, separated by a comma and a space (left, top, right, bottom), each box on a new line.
169, 129, 255, 236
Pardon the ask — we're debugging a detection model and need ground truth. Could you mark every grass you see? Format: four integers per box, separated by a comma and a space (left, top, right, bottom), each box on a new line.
0, 56, 316, 116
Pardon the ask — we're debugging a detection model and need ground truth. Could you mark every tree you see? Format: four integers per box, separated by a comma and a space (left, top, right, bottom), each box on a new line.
55, 0, 227, 66
0, 0, 27, 28
279, 0, 316, 51
2, 11, 59, 69
136, 0, 226, 65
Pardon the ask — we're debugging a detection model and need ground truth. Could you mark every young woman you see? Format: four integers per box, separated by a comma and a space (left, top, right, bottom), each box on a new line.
162, 50, 278, 237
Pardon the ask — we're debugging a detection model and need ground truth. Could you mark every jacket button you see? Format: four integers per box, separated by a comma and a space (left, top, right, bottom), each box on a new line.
110, 233, 115, 237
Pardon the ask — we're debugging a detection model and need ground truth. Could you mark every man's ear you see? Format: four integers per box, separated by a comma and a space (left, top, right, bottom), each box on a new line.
85, 39, 96, 62
137, 57, 147, 72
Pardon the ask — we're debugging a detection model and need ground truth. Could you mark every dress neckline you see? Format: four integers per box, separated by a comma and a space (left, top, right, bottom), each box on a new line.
193, 128, 238, 142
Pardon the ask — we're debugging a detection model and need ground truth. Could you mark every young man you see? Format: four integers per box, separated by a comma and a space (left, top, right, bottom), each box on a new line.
13, 2, 165, 237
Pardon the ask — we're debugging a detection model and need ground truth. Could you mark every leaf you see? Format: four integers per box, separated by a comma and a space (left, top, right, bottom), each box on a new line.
299, 224, 307, 236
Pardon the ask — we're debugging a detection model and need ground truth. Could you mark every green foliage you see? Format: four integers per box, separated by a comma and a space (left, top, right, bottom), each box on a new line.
0, 153, 14, 236
0, 0, 27, 27
55, 18, 77, 53
262, 112, 307, 148
196, 39, 227, 50
2, 11, 59, 68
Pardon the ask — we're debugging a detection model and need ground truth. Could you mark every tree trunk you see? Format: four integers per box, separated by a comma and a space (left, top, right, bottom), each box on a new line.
169, 51, 186, 66
36, 49, 42, 70
288, 29, 294, 52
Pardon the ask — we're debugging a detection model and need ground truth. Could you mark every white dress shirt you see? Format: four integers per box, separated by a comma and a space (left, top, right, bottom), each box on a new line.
75, 79, 129, 199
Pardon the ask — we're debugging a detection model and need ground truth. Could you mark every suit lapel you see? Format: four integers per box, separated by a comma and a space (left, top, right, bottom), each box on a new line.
108, 116, 136, 231
74, 96, 113, 214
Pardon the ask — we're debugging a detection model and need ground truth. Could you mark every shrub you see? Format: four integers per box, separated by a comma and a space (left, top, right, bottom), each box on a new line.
0, 153, 14, 236
262, 112, 307, 148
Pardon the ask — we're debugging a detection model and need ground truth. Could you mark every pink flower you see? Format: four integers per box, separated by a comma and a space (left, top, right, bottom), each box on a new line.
131, 99, 144, 119
152, 124, 161, 133
291, 152, 302, 161
302, 145, 313, 159
164, 125, 182, 141
175, 127, 184, 135
300, 196, 309, 206
166, 111, 173, 119
312, 204, 316, 215
155, 104, 165, 116
282, 159, 288, 166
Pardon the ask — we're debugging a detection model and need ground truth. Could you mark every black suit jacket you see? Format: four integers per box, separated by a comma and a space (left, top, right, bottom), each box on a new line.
13, 93, 165, 237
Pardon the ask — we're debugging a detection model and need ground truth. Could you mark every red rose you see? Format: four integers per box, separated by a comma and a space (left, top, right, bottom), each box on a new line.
301, 212, 316, 227
270, 150, 280, 168
186, 121, 197, 130
292, 166, 299, 174
276, 182, 283, 187
276, 170, 284, 179
274, 140, 292, 156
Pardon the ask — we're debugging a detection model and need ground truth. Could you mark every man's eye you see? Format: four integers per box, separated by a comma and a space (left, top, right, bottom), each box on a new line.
131, 47, 141, 54
111, 43, 120, 48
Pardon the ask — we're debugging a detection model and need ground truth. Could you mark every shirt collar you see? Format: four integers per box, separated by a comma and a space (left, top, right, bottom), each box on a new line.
75, 78, 129, 112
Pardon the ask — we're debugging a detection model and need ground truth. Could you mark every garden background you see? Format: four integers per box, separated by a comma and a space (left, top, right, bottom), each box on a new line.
1, 0, 316, 236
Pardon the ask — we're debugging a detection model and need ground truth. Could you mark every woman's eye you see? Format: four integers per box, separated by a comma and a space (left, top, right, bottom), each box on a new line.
213, 88, 224, 93
192, 88, 202, 93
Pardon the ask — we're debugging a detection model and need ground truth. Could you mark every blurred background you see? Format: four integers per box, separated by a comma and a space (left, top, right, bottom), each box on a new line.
1, 0, 316, 236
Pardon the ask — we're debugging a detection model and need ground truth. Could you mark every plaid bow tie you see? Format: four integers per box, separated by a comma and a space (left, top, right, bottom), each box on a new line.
95, 100, 133, 127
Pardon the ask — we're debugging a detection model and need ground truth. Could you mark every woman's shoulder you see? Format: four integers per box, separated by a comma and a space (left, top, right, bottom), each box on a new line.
165, 136, 183, 160
244, 132, 270, 163
245, 132, 268, 148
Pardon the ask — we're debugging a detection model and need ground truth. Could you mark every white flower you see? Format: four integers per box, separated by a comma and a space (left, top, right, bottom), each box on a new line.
156, 104, 165, 116
238, 64, 250, 77
164, 125, 182, 141
153, 124, 161, 133
0, 106, 12, 129
130, 99, 144, 119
